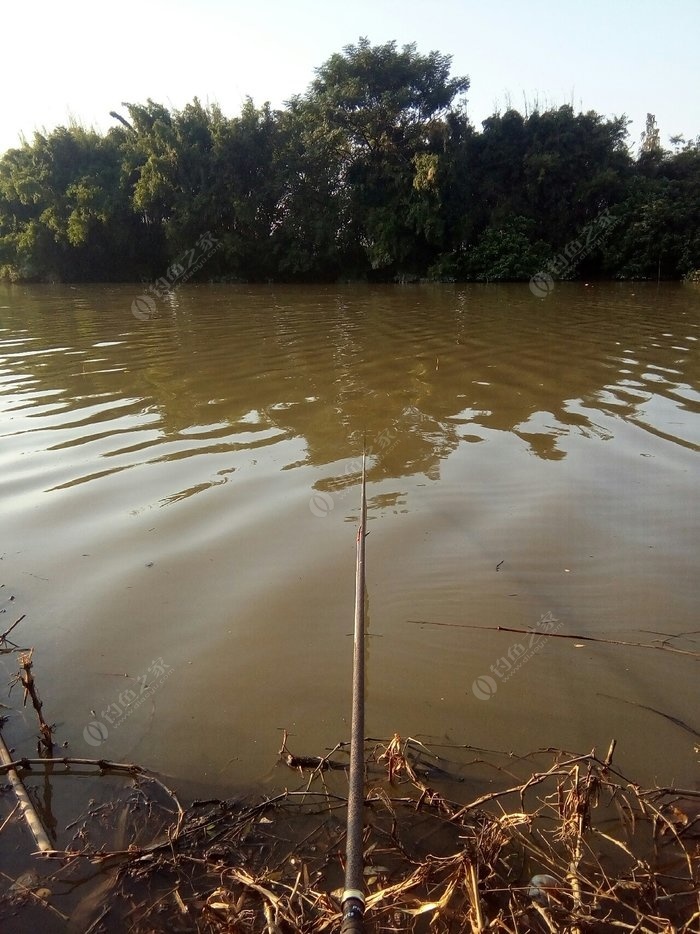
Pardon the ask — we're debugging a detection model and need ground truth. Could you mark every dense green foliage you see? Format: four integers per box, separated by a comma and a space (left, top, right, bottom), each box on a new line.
1, 39, 699, 284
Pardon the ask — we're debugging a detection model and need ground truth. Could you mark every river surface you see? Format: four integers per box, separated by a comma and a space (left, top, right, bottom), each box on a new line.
0, 282, 698, 796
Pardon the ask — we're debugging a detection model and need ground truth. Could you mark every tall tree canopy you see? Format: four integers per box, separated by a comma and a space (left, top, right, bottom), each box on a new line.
306, 38, 469, 151
1, 39, 698, 284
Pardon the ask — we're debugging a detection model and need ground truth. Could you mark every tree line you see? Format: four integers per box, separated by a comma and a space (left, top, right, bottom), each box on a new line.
1, 39, 699, 285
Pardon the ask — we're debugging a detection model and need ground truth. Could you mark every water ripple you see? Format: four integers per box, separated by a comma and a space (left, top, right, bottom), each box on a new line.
0, 283, 698, 791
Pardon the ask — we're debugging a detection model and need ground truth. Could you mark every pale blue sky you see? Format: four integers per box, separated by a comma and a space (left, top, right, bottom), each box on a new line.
2, 0, 699, 154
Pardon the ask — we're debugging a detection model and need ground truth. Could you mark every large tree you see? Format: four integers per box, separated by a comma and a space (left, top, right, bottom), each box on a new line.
0, 125, 145, 281
298, 38, 470, 276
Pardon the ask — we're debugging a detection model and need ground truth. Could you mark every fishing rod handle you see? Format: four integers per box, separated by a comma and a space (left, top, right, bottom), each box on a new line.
340, 899, 365, 933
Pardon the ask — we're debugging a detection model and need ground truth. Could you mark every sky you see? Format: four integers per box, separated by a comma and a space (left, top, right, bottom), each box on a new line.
2, 0, 699, 155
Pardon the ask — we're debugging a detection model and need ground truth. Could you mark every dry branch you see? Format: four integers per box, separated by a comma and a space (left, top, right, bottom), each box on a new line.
0, 729, 53, 852
409, 619, 700, 658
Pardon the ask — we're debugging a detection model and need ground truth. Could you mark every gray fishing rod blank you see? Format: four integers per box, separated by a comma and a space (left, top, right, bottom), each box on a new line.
340, 452, 367, 933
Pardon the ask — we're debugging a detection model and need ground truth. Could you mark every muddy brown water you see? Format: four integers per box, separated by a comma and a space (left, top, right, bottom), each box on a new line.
1, 281, 698, 806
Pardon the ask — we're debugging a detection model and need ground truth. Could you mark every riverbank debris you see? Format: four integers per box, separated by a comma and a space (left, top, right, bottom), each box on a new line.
1, 613, 697, 931
0, 727, 697, 932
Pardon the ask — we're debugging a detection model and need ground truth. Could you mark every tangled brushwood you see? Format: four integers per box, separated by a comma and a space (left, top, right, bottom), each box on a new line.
0, 733, 698, 933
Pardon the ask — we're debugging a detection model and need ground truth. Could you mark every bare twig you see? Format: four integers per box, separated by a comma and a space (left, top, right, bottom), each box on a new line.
13, 650, 54, 754
0, 614, 25, 643
408, 619, 700, 658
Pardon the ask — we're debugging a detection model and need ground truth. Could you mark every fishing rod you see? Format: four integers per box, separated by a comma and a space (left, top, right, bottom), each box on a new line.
340, 452, 367, 933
